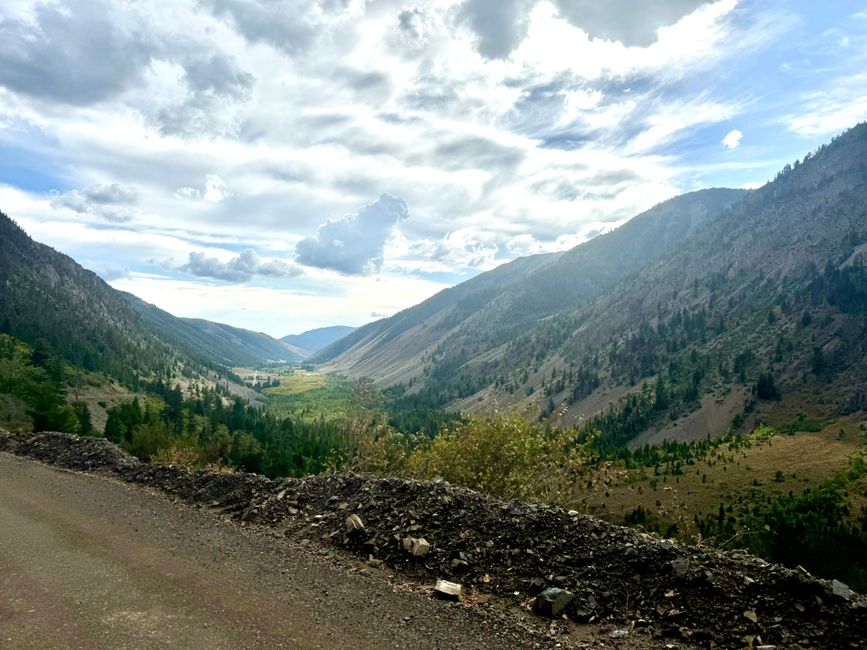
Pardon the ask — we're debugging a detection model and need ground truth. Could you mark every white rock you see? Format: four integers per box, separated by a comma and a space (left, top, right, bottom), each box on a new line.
434, 580, 461, 600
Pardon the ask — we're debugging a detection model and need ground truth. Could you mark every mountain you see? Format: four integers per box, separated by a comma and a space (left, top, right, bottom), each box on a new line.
316, 123, 867, 446
0, 214, 297, 383
313, 187, 747, 386
183, 319, 304, 363
280, 326, 357, 357
311, 249, 566, 383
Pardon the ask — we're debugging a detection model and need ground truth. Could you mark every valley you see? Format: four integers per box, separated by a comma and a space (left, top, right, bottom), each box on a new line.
4, 2, 867, 647
2, 124, 867, 648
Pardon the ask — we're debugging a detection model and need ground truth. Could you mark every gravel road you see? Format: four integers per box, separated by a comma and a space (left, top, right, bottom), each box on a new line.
0, 454, 556, 649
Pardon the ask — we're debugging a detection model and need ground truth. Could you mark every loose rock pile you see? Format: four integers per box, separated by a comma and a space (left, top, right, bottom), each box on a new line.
2, 429, 865, 649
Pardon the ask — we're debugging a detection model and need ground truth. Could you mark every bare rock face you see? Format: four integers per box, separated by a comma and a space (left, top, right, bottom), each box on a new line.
3, 428, 867, 650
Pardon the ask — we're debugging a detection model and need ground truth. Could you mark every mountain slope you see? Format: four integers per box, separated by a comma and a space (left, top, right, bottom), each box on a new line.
314, 188, 747, 386
312, 250, 565, 384
183, 319, 304, 363
0, 214, 294, 382
408, 124, 867, 442
316, 124, 867, 445
280, 325, 356, 356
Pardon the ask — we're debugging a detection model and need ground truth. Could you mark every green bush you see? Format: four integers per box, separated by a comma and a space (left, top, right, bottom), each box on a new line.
404, 412, 583, 504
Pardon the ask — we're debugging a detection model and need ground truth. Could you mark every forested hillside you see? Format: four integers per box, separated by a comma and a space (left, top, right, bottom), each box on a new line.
0, 213, 300, 384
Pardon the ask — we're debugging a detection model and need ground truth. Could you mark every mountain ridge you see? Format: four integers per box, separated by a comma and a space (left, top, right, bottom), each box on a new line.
313, 187, 748, 388
280, 325, 357, 357
314, 123, 867, 446
0, 213, 299, 382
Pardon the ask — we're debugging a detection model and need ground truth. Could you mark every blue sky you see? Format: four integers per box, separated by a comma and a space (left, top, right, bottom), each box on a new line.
1, 0, 865, 337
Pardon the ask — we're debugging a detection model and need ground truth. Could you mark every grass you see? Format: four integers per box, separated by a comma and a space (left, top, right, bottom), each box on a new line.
264, 370, 327, 396
576, 416, 867, 540
0, 393, 31, 430
263, 370, 353, 421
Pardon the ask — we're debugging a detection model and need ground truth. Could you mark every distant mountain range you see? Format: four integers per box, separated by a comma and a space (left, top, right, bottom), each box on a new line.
280, 326, 356, 357
315, 123, 867, 445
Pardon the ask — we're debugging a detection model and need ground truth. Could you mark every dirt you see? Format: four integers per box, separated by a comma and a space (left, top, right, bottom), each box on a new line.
629, 386, 749, 448
0, 454, 575, 650
2, 429, 866, 649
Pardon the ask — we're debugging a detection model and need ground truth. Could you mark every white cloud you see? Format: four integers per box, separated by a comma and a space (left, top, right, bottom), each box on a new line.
0, 0, 858, 334
722, 129, 743, 149
180, 248, 302, 282
296, 194, 409, 274
49, 183, 140, 222
781, 72, 867, 137
740, 180, 764, 190
175, 175, 231, 203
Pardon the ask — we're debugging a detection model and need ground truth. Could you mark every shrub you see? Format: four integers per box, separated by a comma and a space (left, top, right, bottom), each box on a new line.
403, 412, 583, 504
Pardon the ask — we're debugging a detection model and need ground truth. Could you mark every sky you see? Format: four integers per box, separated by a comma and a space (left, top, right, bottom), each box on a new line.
1, 0, 866, 337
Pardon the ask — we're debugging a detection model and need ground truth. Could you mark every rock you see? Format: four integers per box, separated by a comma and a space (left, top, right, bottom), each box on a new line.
671, 557, 691, 579
532, 588, 574, 617
402, 537, 431, 557
434, 580, 462, 600
609, 628, 629, 638
345, 514, 365, 534
830, 579, 854, 602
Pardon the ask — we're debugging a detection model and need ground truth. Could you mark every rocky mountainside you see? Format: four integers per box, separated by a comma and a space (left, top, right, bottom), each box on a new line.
313, 188, 746, 388
522, 122, 867, 438
0, 213, 297, 382
280, 325, 357, 358
2, 428, 864, 649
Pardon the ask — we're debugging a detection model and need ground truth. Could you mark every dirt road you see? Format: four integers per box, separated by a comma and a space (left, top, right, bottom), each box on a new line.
0, 454, 547, 649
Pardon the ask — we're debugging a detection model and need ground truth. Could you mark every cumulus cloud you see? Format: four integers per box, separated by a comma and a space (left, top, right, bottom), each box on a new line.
149, 52, 255, 137
551, 0, 708, 47
296, 194, 409, 275
0, 0, 155, 105
722, 129, 743, 149
457, 0, 535, 59
201, 0, 360, 55
181, 249, 302, 282
88, 263, 131, 281
175, 176, 231, 202
50, 183, 141, 222
456, 0, 708, 58
431, 228, 500, 269
506, 233, 545, 257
